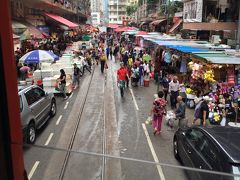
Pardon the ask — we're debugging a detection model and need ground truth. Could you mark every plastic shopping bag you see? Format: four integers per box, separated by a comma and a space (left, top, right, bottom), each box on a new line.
165, 111, 176, 127
220, 117, 226, 126
145, 116, 152, 125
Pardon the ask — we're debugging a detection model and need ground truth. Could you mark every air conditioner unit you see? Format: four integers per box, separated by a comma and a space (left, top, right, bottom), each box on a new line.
211, 35, 221, 45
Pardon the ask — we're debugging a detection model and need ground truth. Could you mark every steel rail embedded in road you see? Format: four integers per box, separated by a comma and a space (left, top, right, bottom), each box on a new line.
58, 66, 95, 180
101, 72, 107, 180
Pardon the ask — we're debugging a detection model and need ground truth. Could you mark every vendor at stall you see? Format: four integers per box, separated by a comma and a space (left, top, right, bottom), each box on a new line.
175, 96, 186, 128
169, 76, 180, 109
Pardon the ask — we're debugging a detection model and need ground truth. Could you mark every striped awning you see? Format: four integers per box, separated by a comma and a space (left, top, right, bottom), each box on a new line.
169, 19, 183, 33
149, 19, 166, 26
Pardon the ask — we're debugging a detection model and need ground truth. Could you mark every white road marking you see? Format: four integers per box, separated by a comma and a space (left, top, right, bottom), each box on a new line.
64, 102, 69, 109
28, 161, 40, 180
69, 92, 73, 99
142, 123, 166, 180
129, 88, 139, 111
56, 115, 63, 125
44, 133, 54, 146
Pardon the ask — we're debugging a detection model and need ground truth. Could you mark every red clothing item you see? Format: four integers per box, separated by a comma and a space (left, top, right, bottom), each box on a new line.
134, 60, 141, 67
117, 68, 128, 80
153, 98, 167, 116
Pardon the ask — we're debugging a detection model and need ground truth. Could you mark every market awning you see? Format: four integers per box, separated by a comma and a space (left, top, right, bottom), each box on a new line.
12, 21, 27, 34
59, 25, 70, 30
13, 34, 20, 39
45, 13, 78, 28
21, 23, 49, 40
114, 26, 137, 32
122, 30, 138, 35
169, 19, 183, 33
140, 21, 151, 27
167, 45, 206, 53
136, 31, 148, 35
193, 53, 240, 64
108, 23, 119, 28
150, 19, 166, 26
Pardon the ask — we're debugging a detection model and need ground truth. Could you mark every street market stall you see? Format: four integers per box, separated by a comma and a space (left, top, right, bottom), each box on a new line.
135, 32, 240, 126
185, 52, 240, 125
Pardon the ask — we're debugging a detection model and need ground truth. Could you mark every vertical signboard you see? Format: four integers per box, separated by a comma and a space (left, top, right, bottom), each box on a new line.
183, 0, 203, 22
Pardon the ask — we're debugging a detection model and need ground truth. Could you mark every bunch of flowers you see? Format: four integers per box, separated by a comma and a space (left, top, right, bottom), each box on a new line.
204, 70, 216, 82
185, 88, 193, 94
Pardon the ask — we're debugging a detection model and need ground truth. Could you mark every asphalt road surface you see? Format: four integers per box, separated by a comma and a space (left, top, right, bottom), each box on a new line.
24, 59, 189, 180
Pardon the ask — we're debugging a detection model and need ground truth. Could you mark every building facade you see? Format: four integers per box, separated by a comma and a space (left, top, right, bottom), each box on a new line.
10, 0, 90, 50
182, 0, 239, 44
136, 0, 165, 22
11, 0, 89, 26
108, 0, 127, 24
127, 0, 138, 5
101, 0, 109, 25
91, 0, 102, 13
91, 12, 101, 25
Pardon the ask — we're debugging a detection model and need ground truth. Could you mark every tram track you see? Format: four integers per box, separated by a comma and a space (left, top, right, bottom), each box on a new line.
101, 70, 107, 180
58, 66, 95, 180
58, 65, 108, 180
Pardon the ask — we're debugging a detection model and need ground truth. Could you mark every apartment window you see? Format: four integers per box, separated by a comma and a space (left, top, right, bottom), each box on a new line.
114, 18, 117, 21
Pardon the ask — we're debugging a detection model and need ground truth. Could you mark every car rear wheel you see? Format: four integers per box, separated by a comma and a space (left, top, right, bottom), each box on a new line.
27, 123, 36, 144
50, 100, 56, 117
173, 137, 180, 160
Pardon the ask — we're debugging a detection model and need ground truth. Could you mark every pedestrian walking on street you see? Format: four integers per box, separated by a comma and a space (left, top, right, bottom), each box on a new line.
82, 58, 91, 75
106, 46, 110, 60
162, 74, 170, 100
175, 96, 187, 128
169, 76, 180, 109
86, 53, 92, 70
131, 64, 139, 87
146, 62, 150, 77
110, 46, 113, 60
143, 61, 147, 76
91, 48, 97, 64
133, 49, 137, 61
100, 52, 107, 74
95, 50, 99, 65
151, 91, 167, 135
113, 45, 119, 62
134, 58, 141, 67
73, 63, 80, 89
58, 69, 68, 100
139, 62, 144, 86
128, 55, 133, 67
123, 51, 129, 66
117, 62, 129, 97
138, 50, 143, 59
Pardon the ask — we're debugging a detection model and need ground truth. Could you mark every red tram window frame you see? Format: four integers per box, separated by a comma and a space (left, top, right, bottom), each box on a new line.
0, 0, 25, 179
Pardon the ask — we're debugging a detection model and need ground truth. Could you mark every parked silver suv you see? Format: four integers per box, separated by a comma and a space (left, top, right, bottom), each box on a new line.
18, 85, 56, 144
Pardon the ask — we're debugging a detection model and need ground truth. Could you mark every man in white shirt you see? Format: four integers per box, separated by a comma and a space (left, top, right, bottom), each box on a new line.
169, 76, 180, 109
